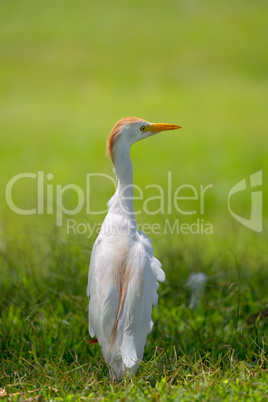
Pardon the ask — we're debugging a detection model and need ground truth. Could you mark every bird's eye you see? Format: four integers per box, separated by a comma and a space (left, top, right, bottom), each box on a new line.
140, 125, 146, 132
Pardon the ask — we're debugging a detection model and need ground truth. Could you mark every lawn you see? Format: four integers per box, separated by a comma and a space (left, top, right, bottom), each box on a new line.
0, 0, 267, 400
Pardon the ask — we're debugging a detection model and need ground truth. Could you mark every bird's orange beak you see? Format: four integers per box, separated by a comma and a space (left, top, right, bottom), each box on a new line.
148, 123, 181, 134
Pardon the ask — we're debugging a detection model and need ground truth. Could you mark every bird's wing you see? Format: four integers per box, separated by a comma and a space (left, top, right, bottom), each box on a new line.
116, 233, 165, 369
87, 234, 119, 341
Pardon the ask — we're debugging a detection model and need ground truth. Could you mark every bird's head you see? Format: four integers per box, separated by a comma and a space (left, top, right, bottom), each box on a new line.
107, 117, 181, 162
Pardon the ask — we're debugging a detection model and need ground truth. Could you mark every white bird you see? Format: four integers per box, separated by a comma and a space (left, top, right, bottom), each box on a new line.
87, 117, 181, 379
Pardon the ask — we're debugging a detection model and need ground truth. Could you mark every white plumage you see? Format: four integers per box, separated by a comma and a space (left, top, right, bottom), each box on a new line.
87, 117, 181, 378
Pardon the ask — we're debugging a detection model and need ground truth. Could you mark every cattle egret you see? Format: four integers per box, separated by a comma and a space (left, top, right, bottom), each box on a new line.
87, 117, 181, 378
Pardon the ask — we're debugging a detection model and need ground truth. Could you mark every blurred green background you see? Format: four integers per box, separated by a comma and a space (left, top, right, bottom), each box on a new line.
0, 2, 268, 396
0, 0, 267, 257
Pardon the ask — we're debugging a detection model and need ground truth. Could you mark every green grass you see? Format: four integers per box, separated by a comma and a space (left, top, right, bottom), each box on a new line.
0, 0, 268, 400
0, 235, 267, 400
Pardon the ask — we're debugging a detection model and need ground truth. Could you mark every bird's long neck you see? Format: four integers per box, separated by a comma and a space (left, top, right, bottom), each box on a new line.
110, 150, 136, 224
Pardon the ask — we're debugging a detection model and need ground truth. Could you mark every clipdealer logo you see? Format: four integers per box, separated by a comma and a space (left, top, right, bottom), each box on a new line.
228, 170, 262, 233
4, 170, 263, 234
